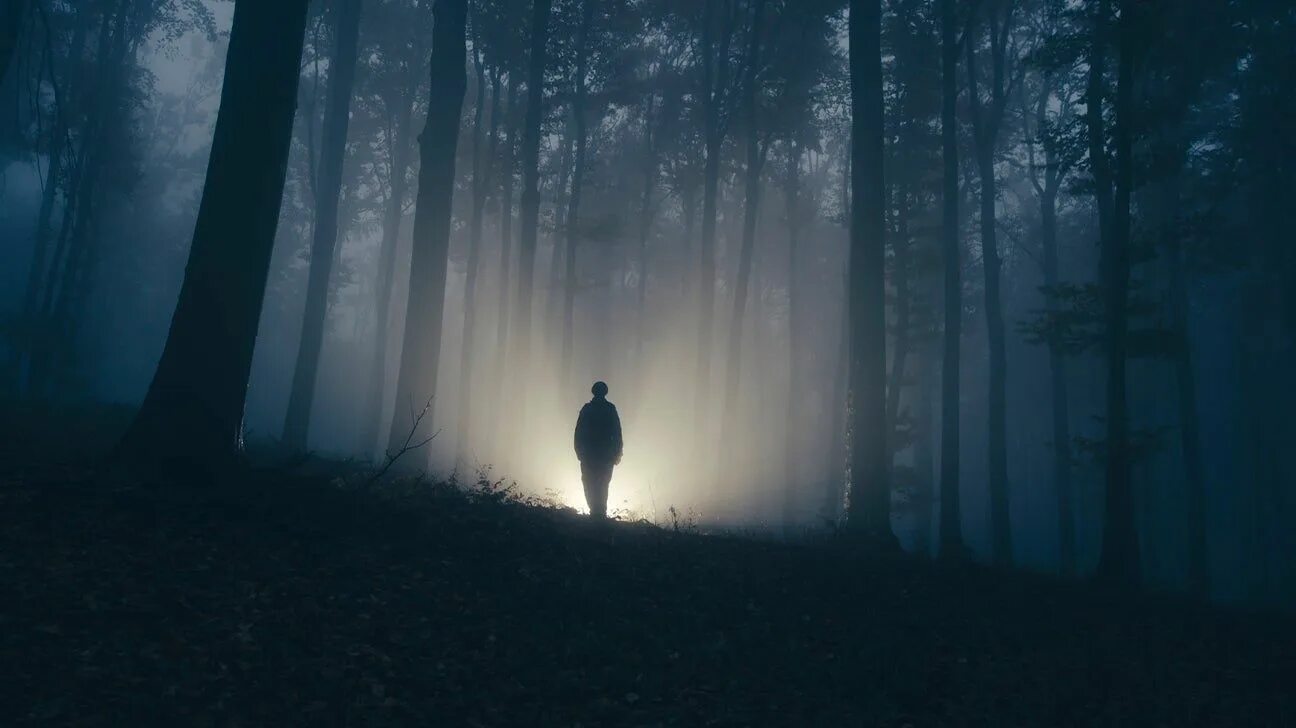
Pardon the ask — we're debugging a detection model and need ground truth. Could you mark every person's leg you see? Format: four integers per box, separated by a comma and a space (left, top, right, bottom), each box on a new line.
580, 461, 599, 516
592, 465, 612, 518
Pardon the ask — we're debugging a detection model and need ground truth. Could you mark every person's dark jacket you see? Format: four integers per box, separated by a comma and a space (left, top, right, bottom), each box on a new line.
574, 397, 623, 465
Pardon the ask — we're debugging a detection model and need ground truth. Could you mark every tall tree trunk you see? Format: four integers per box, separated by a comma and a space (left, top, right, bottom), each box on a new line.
115, 0, 311, 471
510, 0, 554, 443
978, 139, 1011, 567
886, 183, 912, 461
560, 0, 594, 395
938, 0, 965, 558
361, 89, 415, 458
846, 0, 892, 541
826, 269, 849, 521
1094, 0, 1139, 585
634, 91, 659, 394
782, 140, 802, 530
491, 75, 518, 441
964, 3, 1013, 568
913, 341, 937, 556
1040, 186, 1076, 577
721, 0, 767, 455
1163, 179, 1208, 597
282, 0, 363, 451
385, 0, 469, 460
455, 44, 503, 465
695, 0, 734, 436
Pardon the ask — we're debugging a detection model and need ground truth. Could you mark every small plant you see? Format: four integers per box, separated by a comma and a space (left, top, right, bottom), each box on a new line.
664, 505, 699, 534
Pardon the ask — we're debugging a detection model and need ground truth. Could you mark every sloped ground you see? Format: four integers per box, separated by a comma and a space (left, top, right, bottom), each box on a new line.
1, 405, 1292, 726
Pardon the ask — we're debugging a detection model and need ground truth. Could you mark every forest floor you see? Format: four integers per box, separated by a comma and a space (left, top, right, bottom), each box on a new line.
1, 404, 1294, 726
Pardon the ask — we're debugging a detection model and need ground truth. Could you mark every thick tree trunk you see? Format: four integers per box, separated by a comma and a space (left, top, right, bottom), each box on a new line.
938, 0, 964, 558
846, 0, 892, 541
560, 0, 594, 396
360, 90, 415, 458
1094, 0, 1139, 585
385, 0, 469, 460
115, 0, 311, 472
282, 0, 364, 452
510, 0, 554, 442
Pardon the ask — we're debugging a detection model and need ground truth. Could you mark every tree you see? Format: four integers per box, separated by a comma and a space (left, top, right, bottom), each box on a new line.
282, 0, 365, 452
937, 0, 964, 559
455, 13, 505, 464
385, 0, 469, 460
559, 0, 596, 393
1021, 59, 1082, 577
115, 0, 312, 471
1089, 0, 1138, 586
508, 0, 554, 445
846, 0, 891, 541
964, 0, 1022, 568
359, 0, 430, 457
719, 0, 769, 455
694, 0, 739, 436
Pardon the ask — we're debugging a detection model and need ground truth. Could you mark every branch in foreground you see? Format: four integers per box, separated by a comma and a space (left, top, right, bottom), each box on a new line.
368, 396, 438, 484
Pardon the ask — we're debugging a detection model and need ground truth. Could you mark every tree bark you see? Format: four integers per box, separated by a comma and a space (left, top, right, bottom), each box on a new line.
385, 0, 469, 460
846, 0, 892, 541
115, 0, 311, 472
282, 0, 364, 452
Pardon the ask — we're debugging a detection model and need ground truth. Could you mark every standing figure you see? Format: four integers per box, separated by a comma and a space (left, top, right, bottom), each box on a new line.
574, 381, 623, 518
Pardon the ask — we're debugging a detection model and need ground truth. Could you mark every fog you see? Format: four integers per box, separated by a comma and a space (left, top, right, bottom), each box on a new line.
3, 0, 1294, 606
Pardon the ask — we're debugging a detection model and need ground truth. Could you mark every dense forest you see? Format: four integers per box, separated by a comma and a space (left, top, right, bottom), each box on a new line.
3, 0, 1295, 615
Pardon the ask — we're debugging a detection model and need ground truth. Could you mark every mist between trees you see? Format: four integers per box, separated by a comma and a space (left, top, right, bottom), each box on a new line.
1, 0, 1293, 607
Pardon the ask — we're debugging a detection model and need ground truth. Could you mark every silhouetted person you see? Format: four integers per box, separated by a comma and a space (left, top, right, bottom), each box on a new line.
574, 381, 623, 518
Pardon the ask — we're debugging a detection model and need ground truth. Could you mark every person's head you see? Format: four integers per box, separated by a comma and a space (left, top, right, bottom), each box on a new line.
591, 381, 609, 399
